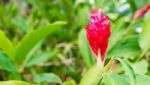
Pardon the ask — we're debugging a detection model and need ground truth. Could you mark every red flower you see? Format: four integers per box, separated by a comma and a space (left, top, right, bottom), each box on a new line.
134, 4, 150, 20
86, 9, 111, 62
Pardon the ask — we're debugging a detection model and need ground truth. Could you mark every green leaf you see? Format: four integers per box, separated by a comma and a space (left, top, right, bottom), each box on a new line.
132, 59, 148, 74
139, 12, 150, 54
103, 74, 150, 85
103, 74, 130, 85
0, 80, 36, 85
0, 51, 17, 72
136, 75, 150, 85
25, 50, 57, 67
0, 29, 14, 59
34, 73, 62, 84
79, 65, 100, 85
27, 0, 47, 18
78, 29, 95, 68
15, 21, 66, 64
116, 58, 136, 85
63, 80, 76, 85
108, 35, 141, 60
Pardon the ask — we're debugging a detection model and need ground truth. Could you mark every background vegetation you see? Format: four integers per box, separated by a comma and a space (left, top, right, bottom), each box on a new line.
0, 0, 150, 85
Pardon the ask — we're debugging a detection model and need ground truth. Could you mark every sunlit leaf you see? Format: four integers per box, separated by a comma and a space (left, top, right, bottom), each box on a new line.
132, 59, 148, 74
103, 74, 130, 85
63, 80, 76, 85
103, 74, 150, 85
0, 29, 14, 59
0, 80, 36, 85
15, 21, 66, 64
139, 12, 150, 54
116, 58, 136, 85
79, 65, 100, 85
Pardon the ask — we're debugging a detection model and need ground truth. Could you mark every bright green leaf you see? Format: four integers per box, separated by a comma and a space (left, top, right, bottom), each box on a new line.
132, 59, 148, 74
0, 51, 17, 73
34, 73, 62, 84
78, 29, 95, 68
136, 75, 150, 85
0, 80, 36, 85
0, 29, 14, 59
79, 65, 100, 85
103, 74, 130, 85
116, 58, 136, 85
103, 74, 150, 85
15, 21, 66, 64
139, 12, 150, 54
63, 80, 76, 85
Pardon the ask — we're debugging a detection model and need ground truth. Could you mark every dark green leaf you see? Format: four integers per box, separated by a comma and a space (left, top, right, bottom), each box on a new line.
108, 35, 141, 60
0, 51, 17, 72
25, 50, 57, 67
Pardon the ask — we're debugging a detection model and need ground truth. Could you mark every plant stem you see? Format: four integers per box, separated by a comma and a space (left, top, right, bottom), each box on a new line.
126, 0, 137, 12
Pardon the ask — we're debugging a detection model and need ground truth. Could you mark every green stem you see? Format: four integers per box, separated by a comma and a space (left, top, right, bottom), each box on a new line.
135, 51, 146, 62
126, 0, 137, 12
95, 58, 114, 85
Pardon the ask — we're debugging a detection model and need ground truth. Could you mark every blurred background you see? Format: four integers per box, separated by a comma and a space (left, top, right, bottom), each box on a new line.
0, 0, 150, 85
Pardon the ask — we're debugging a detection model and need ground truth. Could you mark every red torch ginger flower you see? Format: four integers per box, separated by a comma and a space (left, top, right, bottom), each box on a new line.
86, 9, 111, 63
134, 4, 150, 20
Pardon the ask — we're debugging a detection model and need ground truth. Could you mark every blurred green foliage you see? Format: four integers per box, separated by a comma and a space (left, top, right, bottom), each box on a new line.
0, 0, 150, 85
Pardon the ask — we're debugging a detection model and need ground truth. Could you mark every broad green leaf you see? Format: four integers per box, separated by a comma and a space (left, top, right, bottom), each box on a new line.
79, 65, 100, 85
0, 51, 17, 72
78, 29, 95, 68
132, 59, 148, 74
116, 58, 136, 85
103, 74, 130, 85
15, 21, 66, 64
63, 80, 76, 85
0, 29, 14, 59
108, 35, 141, 60
25, 50, 57, 67
103, 74, 150, 85
34, 73, 62, 84
0, 80, 36, 85
136, 75, 150, 85
139, 12, 150, 54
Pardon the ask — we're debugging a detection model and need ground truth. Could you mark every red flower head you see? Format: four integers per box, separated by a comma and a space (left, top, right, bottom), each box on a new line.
86, 9, 111, 62
134, 4, 150, 20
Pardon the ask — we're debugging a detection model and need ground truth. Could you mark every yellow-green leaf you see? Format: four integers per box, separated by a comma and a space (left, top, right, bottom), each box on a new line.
0, 29, 14, 59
